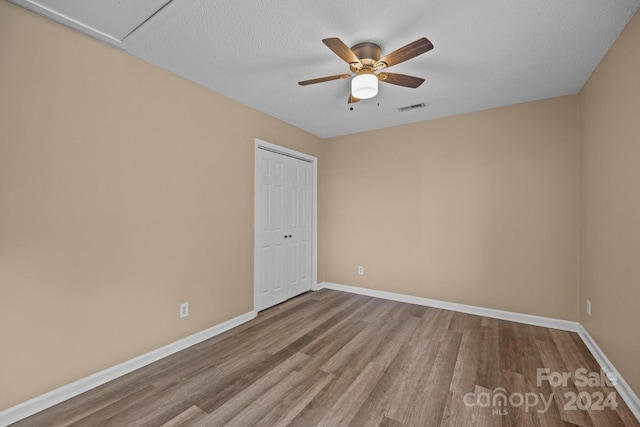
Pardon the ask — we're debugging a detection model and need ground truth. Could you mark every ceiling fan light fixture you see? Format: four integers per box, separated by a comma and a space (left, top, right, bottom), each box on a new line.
299, 37, 433, 104
351, 73, 378, 99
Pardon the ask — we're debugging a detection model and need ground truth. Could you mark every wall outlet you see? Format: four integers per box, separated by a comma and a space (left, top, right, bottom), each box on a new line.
358, 266, 364, 275
180, 302, 189, 318
586, 299, 591, 316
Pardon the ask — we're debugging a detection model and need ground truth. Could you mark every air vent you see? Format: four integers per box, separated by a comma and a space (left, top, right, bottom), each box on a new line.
397, 102, 427, 112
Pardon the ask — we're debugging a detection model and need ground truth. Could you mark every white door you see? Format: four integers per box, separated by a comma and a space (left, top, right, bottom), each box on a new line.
255, 147, 313, 311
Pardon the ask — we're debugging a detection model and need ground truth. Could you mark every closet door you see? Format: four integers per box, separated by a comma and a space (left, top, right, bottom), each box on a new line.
255, 149, 312, 311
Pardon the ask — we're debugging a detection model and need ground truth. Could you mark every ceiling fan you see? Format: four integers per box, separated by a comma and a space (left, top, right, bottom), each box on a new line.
298, 37, 434, 104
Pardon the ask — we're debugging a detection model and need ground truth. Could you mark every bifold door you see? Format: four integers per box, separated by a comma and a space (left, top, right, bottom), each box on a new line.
255, 148, 312, 311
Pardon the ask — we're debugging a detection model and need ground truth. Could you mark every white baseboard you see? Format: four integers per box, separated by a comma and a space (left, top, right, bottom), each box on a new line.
0, 311, 256, 427
577, 325, 640, 421
321, 282, 580, 331
320, 281, 640, 422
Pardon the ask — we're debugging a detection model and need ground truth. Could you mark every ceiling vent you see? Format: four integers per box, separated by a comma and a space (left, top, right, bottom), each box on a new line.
397, 102, 427, 112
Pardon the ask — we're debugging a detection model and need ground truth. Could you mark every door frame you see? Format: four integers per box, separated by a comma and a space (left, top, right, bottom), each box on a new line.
254, 138, 318, 312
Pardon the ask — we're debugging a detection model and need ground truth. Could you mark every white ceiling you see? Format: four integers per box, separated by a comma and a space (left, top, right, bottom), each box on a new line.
11, 0, 640, 138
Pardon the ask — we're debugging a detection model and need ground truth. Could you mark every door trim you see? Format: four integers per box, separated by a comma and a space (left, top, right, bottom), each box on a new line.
254, 139, 318, 312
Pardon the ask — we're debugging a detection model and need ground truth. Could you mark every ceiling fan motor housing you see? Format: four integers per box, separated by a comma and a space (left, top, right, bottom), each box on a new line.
350, 42, 382, 72
351, 42, 381, 61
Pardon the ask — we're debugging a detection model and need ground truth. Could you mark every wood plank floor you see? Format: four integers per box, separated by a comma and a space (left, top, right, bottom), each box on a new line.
12, 289, 640, 426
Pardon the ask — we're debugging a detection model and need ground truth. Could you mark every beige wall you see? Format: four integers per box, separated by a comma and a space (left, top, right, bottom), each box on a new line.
0, 2, 322, 409
321, 96, 580, 320
580, 11, 640, 396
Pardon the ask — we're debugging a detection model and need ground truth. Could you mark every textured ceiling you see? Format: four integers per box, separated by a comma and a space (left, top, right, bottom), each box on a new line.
10, 0, 640, 138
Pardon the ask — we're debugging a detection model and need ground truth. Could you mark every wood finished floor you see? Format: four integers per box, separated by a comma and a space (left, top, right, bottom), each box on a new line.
12, 289, 639, 427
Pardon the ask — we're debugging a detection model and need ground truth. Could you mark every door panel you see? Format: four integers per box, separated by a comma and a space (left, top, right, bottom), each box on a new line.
287, 157, 312, 299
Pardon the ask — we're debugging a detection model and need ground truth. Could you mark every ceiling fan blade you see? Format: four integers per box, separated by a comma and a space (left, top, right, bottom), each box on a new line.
298, 74, 351, 86
375, 37, 433, 69
322, 38, 362, 65
348, 93, 360, 104
377, 72, 425, 88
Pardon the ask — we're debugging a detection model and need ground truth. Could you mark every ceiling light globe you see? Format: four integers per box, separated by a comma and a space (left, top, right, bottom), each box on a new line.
351, 74, 378, 99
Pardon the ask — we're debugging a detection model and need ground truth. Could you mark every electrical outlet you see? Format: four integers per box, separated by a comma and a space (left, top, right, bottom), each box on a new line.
180, 302, 189, 318
358, 266, 364, 275
586, 300, 591, 316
